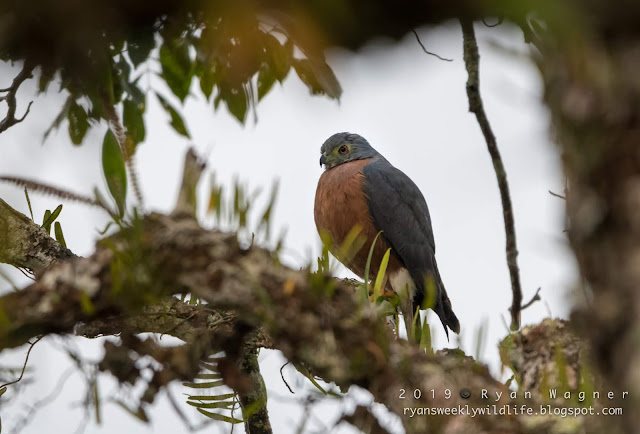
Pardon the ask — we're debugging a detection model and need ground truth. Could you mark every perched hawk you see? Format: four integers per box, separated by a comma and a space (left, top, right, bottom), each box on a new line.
314, 132, 459, 340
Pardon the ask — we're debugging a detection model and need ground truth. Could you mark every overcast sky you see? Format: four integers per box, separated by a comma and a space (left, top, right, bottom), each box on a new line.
0, 22, 577, 434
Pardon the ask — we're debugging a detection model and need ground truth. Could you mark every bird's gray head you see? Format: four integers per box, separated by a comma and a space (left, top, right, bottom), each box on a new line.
319, 132, 379, 170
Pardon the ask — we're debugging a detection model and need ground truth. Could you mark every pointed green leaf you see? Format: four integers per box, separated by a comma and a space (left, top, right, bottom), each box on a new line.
363, 231, 384, 301
54, 222, 67, 248
159, 41, 193, 102
42, 204, 63, 233
263, 33, 291, 82
257, 67, 276, 101
42, 209, 52, 234
187, 393, 235, 401
156, 93, 190, 138
293, 58, 342, 99
198, 62, 217, 100
220, 85, 247, 124
123, 99, 146, 144
68, 100, 89, 145
420, 317, 432, 353
373, 248, 391, 299
182, 380, 224, 388
196, 408, 243, 424
102, 130, 128, 216
128, 30, 155, 68
187, 400, 236, 409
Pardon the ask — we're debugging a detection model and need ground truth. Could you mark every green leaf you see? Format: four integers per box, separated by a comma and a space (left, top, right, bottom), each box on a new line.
373, 248, 391, 299
187, 400, 236, 409
196, 408, 243, 424
363, 230, 384, 301
220, 85, 248, 124
257, 67, 276, 101
123, 99, 146, 143
24, 188, 34, 221
156, 93, 190, 138
198, 62, 217, 100
128, 30, 156, 68
419, 317, 432, 353
41, 210, 51, 234
159, 41, 193, 102
38, 67, 55, 94
293, 58, 342, 99
54, 222, 67, 248
102, 130, 128, 216
42, 204, 63, 233
187, 394, 235, 401
182, 380, 225, 389
68, 100, 89, 145
217, 84, 247, 124
263, 34, 291, 82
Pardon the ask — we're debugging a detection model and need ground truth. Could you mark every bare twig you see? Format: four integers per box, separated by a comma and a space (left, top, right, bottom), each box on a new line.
460, 19, 523, 331
280, 362, 294, 394
412, 30, 453, 62
520, 287, 542, 311
0, 176, 105, 210
0, 62, 35, 134
0, 335, 43, 389
549, 190, 566, 200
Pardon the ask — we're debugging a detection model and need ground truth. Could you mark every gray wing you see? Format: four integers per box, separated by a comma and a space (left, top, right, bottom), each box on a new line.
362, 157, 459, 336
362, 157, 436, 279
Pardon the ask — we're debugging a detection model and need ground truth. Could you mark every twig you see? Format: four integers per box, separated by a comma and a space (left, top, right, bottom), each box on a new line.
280, 362, 294, 394
412, 30, 453, 62
0, 62, 35, 134
460, 19, 523, 331
549, 190, 566, 200
520, 287, 542, 311
0, 335, 43, 389
0, 176, 105, 210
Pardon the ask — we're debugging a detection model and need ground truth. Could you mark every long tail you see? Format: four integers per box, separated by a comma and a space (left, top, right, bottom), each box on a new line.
429, 258, 460, 340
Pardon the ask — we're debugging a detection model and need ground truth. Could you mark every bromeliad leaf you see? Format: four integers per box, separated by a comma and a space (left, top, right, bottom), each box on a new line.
42, 204, 63, 234
373, 248, 391, 299
156, 93, 190, 138
54, 222, 67, 248
159, 41, 193, 102
102, 130, 128, 216
67, 100, 89, 145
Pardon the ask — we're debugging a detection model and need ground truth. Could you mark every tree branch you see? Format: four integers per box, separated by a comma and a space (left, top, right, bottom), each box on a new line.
0, 62, 34, 134
0, 199, 588, 433
0, 198, 74, 274
460, 18, 523, 331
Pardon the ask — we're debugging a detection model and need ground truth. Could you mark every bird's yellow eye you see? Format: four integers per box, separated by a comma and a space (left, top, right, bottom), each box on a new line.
338, 145, 348, 154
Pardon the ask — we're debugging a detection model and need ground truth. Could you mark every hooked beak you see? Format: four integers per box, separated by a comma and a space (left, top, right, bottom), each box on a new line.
319, 155, 328, 167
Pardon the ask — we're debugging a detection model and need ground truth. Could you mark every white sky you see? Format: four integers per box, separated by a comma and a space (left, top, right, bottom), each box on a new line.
0, 22, 577, 434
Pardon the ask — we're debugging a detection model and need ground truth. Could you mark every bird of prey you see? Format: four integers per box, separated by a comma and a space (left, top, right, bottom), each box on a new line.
314, 132, 459, 340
